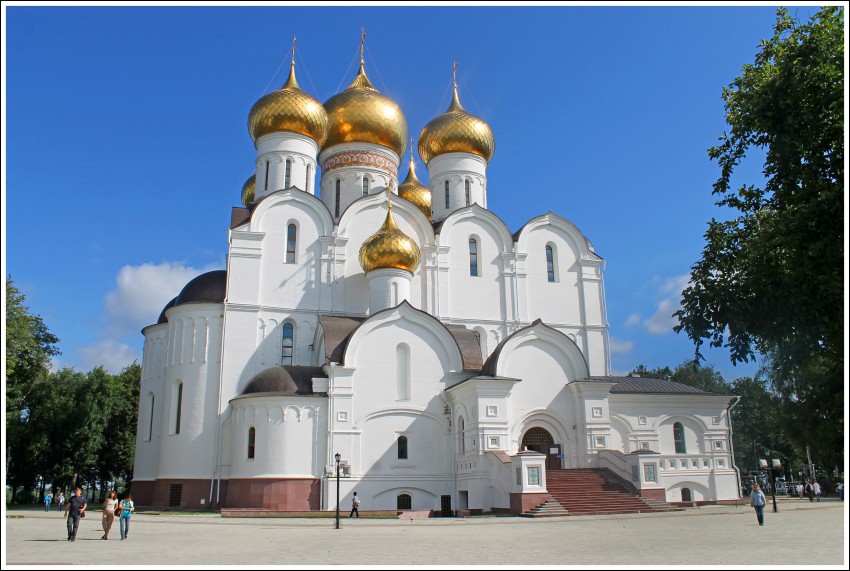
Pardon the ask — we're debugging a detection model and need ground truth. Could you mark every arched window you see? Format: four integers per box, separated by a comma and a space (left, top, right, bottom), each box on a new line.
398, 436, 408, 460
147, 394, 155, 441
305, 164, 312, 192
284, 159, 291, 188
681, 487, 692, 502
264, 160, 270, 190
465, 180, 470, 206
281, 322, 294, 365
334, 180, 341, 218
458, 416, 466, 455
174, 382, 183, 435
362, 176, 369, 195
396, 343, 410, 400
247, 427, 256, 459
673, 422, 686, 454
546, 245, 556, 282
469, 238, 479, 277
397, 494, 412, 510
286, 223, 297, 264
445, 181, 450, 209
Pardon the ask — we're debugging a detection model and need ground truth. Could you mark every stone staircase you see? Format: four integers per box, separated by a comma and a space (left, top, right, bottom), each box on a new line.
539, 468, 683, 516
521, 497, 570, 518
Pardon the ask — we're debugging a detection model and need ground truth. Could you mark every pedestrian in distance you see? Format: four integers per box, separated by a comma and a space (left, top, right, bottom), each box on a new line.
838, 482, 844, 501
64, 488, 87, 541
806, 480, 815, 502
118, 493, 135, 540
813, 481, 822, 502
44, 490, 53, 512
101, 490, 119, 540
797, 482, 804, 499
57, 491, 65, 511
349, 492, 360, 518
750, 483, 766, 526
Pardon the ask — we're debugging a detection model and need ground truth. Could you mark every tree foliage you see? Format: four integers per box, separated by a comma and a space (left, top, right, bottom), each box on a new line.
630, 360, 731, 394
673, 8, 844, 467
5, 277, 141, 502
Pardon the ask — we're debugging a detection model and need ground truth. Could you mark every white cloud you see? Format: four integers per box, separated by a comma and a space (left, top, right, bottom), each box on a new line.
659, 274, 691, 296
104, 261, 218, 337
644, 299, 680, 335
625, 313, 642, 326
77, 340, 141, 374
609, 337, 634, 354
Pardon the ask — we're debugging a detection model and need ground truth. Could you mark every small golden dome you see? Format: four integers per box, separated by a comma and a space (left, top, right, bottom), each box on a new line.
418, 82, 495, 164
248, 63, 329, 145
241, 174, 256, 207
397, 152, 431, 220
323, 61, 408, 157
359, 193, 420, 273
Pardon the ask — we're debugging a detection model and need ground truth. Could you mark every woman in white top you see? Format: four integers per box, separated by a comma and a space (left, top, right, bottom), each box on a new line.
101, 490, 119, 540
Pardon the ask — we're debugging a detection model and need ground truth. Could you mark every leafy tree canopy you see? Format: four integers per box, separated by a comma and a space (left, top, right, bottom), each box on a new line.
673, 7, 844, 466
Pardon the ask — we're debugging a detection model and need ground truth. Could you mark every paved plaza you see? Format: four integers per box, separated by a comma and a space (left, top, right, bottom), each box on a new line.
3, 498, 847, 567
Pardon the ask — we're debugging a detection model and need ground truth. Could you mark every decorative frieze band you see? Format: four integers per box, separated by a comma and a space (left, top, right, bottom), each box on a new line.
321, 150, 399, 177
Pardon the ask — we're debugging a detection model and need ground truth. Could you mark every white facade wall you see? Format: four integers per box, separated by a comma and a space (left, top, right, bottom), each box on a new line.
427, 153, 487, 222
254, 132, 320, 201
134, 324, 169, 482
318, 143, 400, 219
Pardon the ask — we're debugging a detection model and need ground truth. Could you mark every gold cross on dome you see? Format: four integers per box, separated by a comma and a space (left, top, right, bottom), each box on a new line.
360, 27, 366, 64
291, 36, 297, 65
452, 60, 458, 87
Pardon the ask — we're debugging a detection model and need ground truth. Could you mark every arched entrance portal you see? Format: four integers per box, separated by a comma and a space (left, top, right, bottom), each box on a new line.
521, 427, 562, 470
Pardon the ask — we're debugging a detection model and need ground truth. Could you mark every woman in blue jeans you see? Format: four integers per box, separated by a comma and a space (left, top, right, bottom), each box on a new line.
750, 483, 766, 526
118, 493, 135, 540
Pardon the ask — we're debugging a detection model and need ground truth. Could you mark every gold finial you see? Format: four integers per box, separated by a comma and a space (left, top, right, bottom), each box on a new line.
291, 36, 297, 66
409, 137, 415, 165
448, 61, 464, 112
452, 60, 458, 89
360, 27, 366, 65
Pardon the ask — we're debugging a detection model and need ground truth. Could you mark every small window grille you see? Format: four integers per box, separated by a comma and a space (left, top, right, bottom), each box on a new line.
397, 494, 412, 510
169, 484, 183, 507
286, 224, 297, 264
281, 323, 294, 365
469, 238, 478, 277
445, 181, 450, 209
362, 177, 369, 195
284, 159, 291, 188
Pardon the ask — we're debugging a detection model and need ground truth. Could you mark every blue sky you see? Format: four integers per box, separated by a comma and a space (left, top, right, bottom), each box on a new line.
5, 4, 822, 380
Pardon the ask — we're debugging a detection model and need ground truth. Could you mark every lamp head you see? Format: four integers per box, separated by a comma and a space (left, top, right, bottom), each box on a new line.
335, 452, 341, 463
759, 459, 769, 469
772, 459, 782, 469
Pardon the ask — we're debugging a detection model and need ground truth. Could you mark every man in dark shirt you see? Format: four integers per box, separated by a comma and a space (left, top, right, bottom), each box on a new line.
64, 488, 87, 541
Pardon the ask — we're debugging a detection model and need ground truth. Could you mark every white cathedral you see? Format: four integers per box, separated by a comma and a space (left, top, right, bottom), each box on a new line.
132, 41, 740, 516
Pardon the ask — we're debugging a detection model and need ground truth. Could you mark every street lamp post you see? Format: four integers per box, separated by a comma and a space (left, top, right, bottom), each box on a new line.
334, 452, 341, 530
760, 458, 781, 513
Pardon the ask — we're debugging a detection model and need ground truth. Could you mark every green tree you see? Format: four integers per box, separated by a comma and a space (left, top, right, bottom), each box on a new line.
630, 361, 731, 394
673, 8, 844, 467
97, 362, 141, 495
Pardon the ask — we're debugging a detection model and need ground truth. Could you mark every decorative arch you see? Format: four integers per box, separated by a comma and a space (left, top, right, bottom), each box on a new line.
438, 203, 513, 254
337, 190, 435, 246
515, 211, 601, 262
511, 409, 570, 454
354, 406, 449, 432
343, 301, 464, 373
245, 187, 334, 236
482, 319, 589, 380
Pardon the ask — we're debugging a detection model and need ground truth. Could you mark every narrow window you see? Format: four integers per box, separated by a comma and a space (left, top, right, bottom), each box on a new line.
362, 177, 369, 195
281, 323, 294, 365
335, 180, 341, 218
673, 422, 686, 454
465, 180, 470, 206
682, 487, 692, 502
284, 159, 291, 188
458, 416, 466, 455
546, 245, 555, 283
397, 494, 412, 510
398, 436, 408, 460
286, 224, 297, 264
248, 427, 256, 459
264, 161, 270, 190
147, 394, 155, 441
396, 343, 410, 400
175, 382, 183, 435
445, 181, 450, 209
305, 164, 312, 192
469, 238, 478, 277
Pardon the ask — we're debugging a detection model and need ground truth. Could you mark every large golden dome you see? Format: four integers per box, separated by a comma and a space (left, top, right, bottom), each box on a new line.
397, 153, 431, 220
359, 193, 420, 273
241, 174, 256, 207
323, 61, 408, 157
418, 83, 495, 164
247, 62, 329, 145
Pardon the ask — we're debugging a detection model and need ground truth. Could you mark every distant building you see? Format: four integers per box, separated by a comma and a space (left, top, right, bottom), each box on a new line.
132, 41, 739, 514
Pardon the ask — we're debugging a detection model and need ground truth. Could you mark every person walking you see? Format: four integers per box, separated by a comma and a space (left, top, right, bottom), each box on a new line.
64, 488, 87, 541
797, 482, 804, 499
806, 480, 815, 502
838, 482, 844, 501
101, 490, 119, 540
750, 483, 766, 526
57, 492, 65, 511
118, 493, 135, 540
813, 481, 822, 502
349, 492, 360, 519
44, 490, 53, 512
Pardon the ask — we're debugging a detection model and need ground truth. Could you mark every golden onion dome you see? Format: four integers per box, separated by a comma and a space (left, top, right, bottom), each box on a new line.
323, 60, 408, 157
241, 174, 256, 207
418, 81, 495, 164
247, 62, 329, 145
359, 192, 420, 274
397, 151, 431, 220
